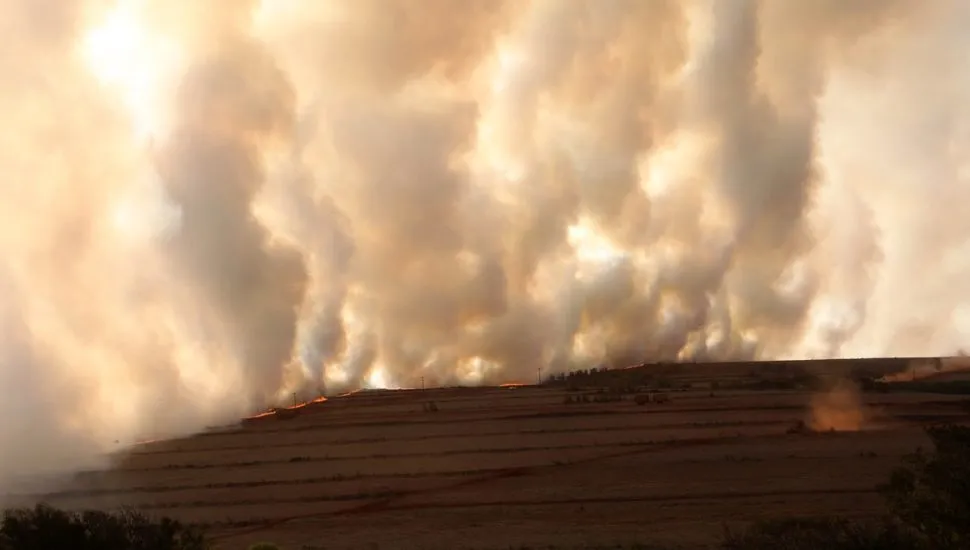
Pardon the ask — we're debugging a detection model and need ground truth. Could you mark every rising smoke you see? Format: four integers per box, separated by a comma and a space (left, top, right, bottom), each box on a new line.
1, 0, 969, 485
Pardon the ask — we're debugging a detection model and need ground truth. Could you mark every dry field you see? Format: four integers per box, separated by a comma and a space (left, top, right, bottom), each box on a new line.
10, 368, 970, 549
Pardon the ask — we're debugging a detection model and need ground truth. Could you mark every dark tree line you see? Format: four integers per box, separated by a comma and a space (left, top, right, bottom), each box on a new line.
0, 506, 205, 550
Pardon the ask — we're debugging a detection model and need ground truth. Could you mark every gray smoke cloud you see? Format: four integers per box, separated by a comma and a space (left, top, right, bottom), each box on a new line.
1, 0, 970, 487
158, 35, 307, 404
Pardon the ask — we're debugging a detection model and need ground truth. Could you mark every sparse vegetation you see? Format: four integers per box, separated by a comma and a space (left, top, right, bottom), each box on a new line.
564, 391, 627, 404
634, 393, 670, 405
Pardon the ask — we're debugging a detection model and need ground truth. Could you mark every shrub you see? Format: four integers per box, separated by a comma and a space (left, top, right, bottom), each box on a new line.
880, 425, 970, 548
725, 424, 970, 550
0, 504, 207, 550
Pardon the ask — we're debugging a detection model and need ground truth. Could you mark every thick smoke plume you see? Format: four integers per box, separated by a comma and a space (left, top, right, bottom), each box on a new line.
2, 0, 970, 486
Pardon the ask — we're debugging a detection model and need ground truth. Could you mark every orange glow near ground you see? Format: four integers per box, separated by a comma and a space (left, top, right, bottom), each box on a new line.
243, 410, 276, 420
242, 395, 329, 420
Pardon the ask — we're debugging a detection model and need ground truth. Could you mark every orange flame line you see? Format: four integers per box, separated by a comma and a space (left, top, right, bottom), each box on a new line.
243, 395, 329, 420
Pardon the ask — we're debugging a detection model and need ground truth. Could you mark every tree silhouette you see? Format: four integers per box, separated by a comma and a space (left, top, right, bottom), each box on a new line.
0, 504, 206, 550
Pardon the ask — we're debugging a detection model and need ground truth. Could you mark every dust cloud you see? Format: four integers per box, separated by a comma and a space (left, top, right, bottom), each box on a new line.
2, 0, 970, 486
807, 381, 868, 432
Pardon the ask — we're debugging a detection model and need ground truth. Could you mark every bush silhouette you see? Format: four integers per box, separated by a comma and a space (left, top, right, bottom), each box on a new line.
880, 425, 970, 548
724, 424, 970, 550
0, 504, 207, 550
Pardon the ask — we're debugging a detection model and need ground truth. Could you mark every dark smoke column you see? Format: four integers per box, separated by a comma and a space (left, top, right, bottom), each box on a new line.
154, 37, 308, 405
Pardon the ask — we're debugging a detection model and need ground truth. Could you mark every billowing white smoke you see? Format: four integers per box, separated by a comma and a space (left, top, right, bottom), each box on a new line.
1, 0, 969, 484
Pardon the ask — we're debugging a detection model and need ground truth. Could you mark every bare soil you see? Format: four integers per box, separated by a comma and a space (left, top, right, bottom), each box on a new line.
13, 370, 970, 549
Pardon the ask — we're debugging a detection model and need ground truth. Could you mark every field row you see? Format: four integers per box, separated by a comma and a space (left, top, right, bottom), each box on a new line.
130, 418, 790, 457
32, 438, 901, 527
